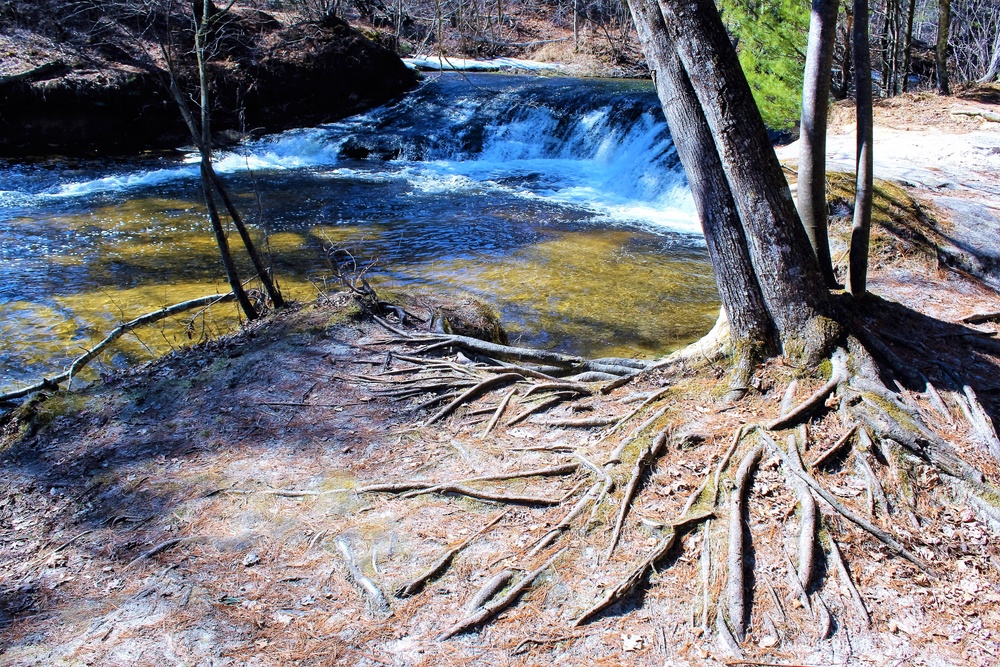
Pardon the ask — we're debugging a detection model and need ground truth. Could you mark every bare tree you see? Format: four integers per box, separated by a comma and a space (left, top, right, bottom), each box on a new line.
936, 0, 951, 93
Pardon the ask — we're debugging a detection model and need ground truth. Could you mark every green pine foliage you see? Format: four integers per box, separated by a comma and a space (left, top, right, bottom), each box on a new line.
718, 0, 810, 131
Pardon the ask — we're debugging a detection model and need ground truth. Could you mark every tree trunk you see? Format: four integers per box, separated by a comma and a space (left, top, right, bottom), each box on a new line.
653, 0, 838, 363
936, 0, 951, 94
626, 0, 778, 373
798, 0, 841, 288
979, 25, 1000, 83
848, 0, 874, 297
901, 0, 916, 92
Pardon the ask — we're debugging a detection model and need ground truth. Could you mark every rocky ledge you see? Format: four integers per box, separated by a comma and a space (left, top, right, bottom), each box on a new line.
0, 2, 418, 156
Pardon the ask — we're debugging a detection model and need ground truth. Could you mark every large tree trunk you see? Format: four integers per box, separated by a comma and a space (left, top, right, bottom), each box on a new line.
652, 0, 839, 363
848, 0, 874, 296
936, 0, 951, 94
626, 0, 777, 376
798, 0, 840, 288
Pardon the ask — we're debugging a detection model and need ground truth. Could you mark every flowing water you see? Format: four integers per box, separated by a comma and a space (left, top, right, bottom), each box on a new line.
0, 73, 719, 394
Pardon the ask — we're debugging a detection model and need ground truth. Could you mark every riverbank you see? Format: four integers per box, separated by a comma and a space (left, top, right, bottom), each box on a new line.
3, 105, 1000, 664
0, 2, 417, 156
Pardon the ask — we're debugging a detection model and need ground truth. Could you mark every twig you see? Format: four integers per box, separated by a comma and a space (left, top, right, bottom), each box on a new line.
727, 442, 763, 641
607, 428, 669, 560
574, 510, 713, 626
480, 387, 518, 438
713, 424, 750, 504
396, 511, 508, 597
398, 484, 565, 506
527, 482, 602, 559
439, 547, 567, 639
425, 373, 523, 425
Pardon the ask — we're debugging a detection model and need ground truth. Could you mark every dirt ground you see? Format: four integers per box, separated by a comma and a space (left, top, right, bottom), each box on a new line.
3, 96, 1000, 667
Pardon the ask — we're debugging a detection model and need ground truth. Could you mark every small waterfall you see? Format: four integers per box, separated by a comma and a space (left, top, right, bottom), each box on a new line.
2, 73, 696, 234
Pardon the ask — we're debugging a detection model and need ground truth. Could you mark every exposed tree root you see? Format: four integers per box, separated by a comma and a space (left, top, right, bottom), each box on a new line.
727, 442, 763, 641
438, 547, 567, 639
335, 536, 391, 615
343, 313, 1000, 651
396, 511, 508, 597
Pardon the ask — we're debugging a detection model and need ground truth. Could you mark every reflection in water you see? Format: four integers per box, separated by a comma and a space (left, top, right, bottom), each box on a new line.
0, 73, 718, 394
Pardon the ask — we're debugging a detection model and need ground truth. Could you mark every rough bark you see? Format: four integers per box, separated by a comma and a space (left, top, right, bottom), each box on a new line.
936, 0, 951, 94
901, 0, 916, 92
654, 0, 839, 362
798, 0, 841, 287
627, 0, 777, 369
848, 0, 874, 297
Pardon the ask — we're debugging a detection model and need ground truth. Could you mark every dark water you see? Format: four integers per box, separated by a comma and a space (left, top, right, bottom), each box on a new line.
0, 73, 718, 394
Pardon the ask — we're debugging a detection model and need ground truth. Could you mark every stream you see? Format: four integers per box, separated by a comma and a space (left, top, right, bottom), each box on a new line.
0, 72, 719, 394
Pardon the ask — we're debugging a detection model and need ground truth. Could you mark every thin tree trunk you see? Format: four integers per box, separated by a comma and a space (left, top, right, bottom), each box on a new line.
627, 0, 778, 369
848, 0, 874, 297
201, 163, 259, 319
901, 0, 916, 92
798, 0, 840, 288
936, 0, 951, 94
179, 3, 257, 320
655, 0, 837, 362
979, 25, 1000, 83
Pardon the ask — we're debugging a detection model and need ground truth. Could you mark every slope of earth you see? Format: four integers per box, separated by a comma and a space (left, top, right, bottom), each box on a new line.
0, 1, 417, 156
2, 97, 1000, 666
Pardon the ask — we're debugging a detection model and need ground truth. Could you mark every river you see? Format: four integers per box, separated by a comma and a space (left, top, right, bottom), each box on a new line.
0, 72, 719, 395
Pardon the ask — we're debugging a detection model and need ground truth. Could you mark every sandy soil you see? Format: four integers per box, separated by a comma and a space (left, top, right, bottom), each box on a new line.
3, 94, 1000, 667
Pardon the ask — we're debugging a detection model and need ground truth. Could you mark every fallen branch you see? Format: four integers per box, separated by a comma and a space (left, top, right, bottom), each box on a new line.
439, 547, 567, 639
960, 310, 1000, 325
127, 536, 197, 568
950, 107, 1000, 122
0, 293, 236, 403
396, 511, 508, 597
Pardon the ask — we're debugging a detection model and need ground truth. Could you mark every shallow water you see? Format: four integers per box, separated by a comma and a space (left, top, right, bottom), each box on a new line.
0, 73, 719, 394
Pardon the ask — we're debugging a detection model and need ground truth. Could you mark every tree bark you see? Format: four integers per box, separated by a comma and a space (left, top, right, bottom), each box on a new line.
798, 0, 841, 288
626, 0, 778, 370
901, 0, 916, 92
936, 0, 951, 94
979, 25, 1000, 83
848, 0, 874, 297
654, 0, 838, 362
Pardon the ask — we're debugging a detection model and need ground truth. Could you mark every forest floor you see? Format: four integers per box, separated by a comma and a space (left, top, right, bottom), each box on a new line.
2, 93, 1000, 667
